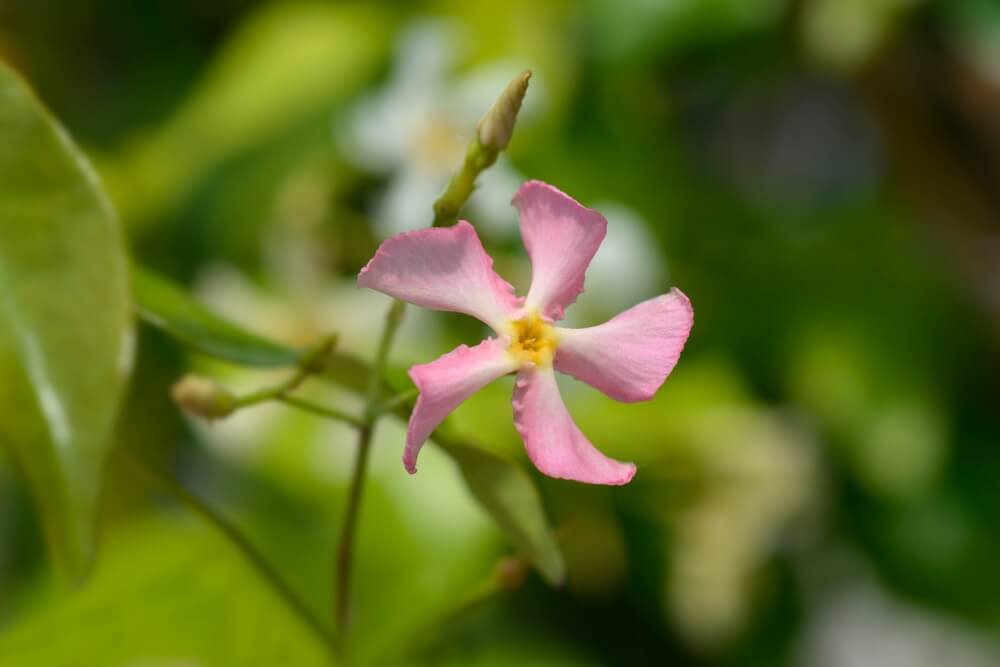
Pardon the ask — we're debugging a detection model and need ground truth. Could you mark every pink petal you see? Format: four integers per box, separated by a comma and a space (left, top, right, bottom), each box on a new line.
513, 181, 607, 321
554, 289, 693, 402
358, 221, 521, 332
405, 338, 518, 473
512, 366, 636, 485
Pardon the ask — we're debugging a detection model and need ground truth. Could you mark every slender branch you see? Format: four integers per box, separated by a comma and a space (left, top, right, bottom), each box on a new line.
334, 300, 406, 647
277, 395, 365, 428
432, 139, 496, 226
334, 423, 374, 647
233, 335, 337, 409
178, 335, 365, 428
129, 453, 335, 653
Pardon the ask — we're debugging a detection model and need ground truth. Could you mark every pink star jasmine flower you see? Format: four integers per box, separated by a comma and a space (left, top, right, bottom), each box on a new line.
358, 181, 693, 485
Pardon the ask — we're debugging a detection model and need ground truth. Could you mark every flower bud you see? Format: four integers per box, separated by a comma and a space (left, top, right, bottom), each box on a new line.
493, 555, 529, 591
476, 70, 531, 152
171, 374, 236, 419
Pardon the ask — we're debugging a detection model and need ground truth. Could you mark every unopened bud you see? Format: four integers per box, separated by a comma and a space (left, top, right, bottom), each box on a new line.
476, 70, 531, 151
171, 375, 236, 419
493, 555, 529, 591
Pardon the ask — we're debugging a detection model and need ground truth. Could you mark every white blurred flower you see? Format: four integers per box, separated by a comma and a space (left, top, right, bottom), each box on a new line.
667, 408, 822, 649
802, 0, 923, 72
798, 557, 1000, 667
566, 201, 666, 321
338, 19, 538, 237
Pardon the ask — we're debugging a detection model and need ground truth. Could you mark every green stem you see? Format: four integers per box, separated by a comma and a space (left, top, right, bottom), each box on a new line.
334, 423, 374, 647
334, 300, 406, 647
233, 351, 322, 409
130, 453, 335, 653
432, 138, 498, 227
224, 336, 367, 429
277, 395, 365, 428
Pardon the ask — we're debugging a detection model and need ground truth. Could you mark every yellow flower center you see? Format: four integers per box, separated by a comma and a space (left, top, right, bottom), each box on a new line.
508, 313, 558, 366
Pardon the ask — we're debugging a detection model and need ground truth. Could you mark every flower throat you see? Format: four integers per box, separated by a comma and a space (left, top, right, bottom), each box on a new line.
508, 313, 557, 366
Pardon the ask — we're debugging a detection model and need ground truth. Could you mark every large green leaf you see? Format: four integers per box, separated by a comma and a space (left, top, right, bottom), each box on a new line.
0, 62, 133, 579
0, 516, 332, 667
133, 264, 302, 367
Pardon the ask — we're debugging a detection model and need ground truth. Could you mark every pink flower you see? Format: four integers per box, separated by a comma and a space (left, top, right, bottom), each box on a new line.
358, 181, 693, 485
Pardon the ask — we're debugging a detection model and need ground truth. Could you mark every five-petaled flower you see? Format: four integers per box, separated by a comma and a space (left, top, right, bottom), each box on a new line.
358, 181, 693, 485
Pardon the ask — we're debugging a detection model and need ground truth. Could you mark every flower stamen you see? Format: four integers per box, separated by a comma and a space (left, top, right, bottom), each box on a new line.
508, 313, 558, 366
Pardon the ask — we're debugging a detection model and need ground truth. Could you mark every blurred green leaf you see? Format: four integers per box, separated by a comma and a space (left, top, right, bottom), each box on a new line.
104, 2, 392, 226
0, 516, 332, 667
133, 263, 302, 367
0, 62, 133, 580
438, 440, 565, 587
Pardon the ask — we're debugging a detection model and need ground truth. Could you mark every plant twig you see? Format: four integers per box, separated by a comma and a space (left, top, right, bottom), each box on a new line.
277, 395, 365, 428
334, 300, 406, 647
232, 335, 337, 409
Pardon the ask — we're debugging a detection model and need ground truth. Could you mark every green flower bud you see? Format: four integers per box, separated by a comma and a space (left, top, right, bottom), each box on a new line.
171, 374, 236, 419
476, 70, 532, 152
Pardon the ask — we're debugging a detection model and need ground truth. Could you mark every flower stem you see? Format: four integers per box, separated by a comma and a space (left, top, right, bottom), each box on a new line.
232, 335, 337, 409
129, 452, 335, 654
334, 422, 374, 646
199, 336, 366, 428
334, 300, 406, 647
432, 138, 497, 226
277, 395, 365, 428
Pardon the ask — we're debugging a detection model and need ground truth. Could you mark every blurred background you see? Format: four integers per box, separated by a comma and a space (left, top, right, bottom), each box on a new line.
2, 0, 1000, 665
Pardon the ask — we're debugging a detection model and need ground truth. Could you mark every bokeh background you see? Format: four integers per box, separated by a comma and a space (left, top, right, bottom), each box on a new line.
2, 0, 1000, 665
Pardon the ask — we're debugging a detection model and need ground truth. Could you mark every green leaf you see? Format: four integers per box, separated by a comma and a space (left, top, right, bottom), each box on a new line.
102, 3, 391, 227
0, 516, 333, 667
0, 62, 133, 580
437, 440, 566, 587
133, 263, 302, 367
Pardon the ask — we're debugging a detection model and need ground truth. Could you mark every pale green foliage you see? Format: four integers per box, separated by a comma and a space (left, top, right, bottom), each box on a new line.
0, 518, 331, 666
0, 63, 133, 580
